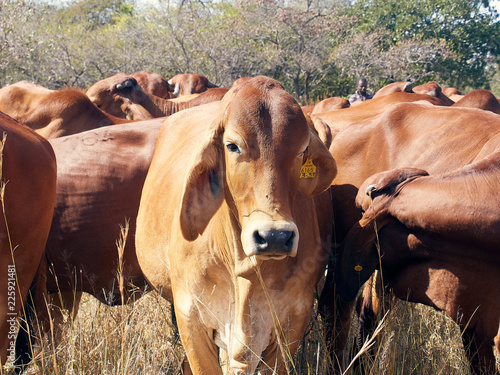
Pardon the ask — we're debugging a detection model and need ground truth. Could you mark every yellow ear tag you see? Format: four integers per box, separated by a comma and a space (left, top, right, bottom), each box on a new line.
300, 158, 316, 179
354, 265, 363, 272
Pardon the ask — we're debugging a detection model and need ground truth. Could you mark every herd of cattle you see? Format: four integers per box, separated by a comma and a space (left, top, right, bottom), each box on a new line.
0, 71, 499, 374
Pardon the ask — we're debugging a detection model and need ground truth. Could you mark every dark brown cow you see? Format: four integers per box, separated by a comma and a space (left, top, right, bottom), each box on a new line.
131, 70, 175, 99
373, 81, 413, 98
0, 112, 56, 366
135, 77, 337, 374
0, 81, 130, 139
167, 73, 218, 96
319, 103, 500, 373
337, 155, 500, 374
452, 89, 500, 115
87, 73, 228, 119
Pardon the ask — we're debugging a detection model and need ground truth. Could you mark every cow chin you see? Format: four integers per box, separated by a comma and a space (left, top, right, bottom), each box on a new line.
241, 219, 299, 259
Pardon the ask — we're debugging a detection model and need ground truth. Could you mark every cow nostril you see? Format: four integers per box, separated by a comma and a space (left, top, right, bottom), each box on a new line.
253, 231, 267, 246
285, 231, 295, 249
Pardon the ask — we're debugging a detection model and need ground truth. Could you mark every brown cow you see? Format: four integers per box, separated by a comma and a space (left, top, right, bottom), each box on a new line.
442, 86, 462, 97
337, 155, 500, 374
168, 73, 218, 96
231, 76, 253, 89
311, 91, 449, 142
319, 103, 500, 373
0, 112, 57, 367
13, 119, 166, 371
0, 82, 131, 139
135, 76, 336, 374
131, 70, 176, 99
413, 80, 455, 105
373, 81, 413, 98
311, 96, 350, 114
87, 73, 228, 119
45, 119, 164, 304
452, 89, 500, 115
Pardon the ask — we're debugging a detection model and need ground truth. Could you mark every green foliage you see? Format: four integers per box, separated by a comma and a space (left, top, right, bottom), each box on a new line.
349, 0, 500, 89
56, 0, 135, 29
0, 0, 498, 100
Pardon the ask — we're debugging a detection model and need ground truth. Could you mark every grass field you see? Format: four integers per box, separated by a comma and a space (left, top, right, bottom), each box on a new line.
9, 288, 483, 375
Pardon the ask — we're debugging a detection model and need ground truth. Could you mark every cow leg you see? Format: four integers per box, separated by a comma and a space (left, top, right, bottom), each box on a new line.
13, 307, 36, 374
13, 257, 50, 373
259, 339, 288, 375
181, 355, 194, 375
318, 269, 354, 374
174, 305, 222, 375
13, 291, 77, 374
462, 328, 499, 374
0, 309, 14, 367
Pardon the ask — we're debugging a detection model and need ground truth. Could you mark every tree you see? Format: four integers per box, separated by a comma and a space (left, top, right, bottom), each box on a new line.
348, 0, 500, 90
0, 0, 498, 99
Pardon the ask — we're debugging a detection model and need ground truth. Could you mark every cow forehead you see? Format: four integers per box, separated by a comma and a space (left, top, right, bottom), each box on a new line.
225, 84, 309, 148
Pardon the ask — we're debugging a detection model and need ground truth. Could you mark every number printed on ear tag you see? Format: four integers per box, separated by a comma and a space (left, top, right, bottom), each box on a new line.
300, 158, 316, 179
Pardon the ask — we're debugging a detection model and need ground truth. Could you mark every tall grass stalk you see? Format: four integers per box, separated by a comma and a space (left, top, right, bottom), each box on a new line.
15, 285, 479, 374
116, 221, 129, 375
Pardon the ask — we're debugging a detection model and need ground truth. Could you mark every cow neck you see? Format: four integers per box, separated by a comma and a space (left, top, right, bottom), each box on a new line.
137, 93, 172, 118
148, 94, 188, 117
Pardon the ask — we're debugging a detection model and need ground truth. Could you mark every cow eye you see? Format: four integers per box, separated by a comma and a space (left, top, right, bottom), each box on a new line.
299, 146, 309, 158
226, 143, 241, 154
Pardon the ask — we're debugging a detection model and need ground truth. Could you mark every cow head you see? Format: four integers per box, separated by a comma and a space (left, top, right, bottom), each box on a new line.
168, 73, 217, 96
413, 81, 455, 106
86, 73, 153, 120
335, 167, 428, 301
179, 76, 337, 261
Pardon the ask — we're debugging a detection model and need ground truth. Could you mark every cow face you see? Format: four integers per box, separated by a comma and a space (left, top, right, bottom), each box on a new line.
179, 76, 337, 260
335, 167, 429, 301
86, 73, 153, 120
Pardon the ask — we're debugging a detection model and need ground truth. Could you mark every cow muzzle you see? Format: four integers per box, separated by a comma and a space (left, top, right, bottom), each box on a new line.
242, 220, 299, 259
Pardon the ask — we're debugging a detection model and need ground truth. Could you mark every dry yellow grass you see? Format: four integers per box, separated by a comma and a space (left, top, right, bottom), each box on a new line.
17, 292, 184, 375
8, 290, 483, 375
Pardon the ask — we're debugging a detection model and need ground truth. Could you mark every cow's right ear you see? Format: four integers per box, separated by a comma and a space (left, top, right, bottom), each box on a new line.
179, 119, 225, 241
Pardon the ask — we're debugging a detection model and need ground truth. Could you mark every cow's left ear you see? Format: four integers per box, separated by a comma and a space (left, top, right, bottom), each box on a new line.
298, 130, 337, 197
179, 120, 225, 241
